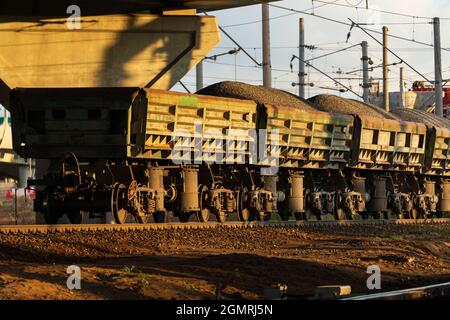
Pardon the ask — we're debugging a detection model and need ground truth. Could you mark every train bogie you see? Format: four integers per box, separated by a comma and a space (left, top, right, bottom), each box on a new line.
8, 87, 450, 224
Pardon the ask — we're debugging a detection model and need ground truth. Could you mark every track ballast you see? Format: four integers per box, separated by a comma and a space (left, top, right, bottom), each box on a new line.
0, 218, 449, 234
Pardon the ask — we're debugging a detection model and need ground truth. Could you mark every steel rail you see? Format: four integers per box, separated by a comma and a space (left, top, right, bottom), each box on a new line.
0, 218, 449, 234
343, 282, 450, 300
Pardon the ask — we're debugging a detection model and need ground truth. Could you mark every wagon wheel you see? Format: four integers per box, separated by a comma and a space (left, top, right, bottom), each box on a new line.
373, 212, 382, 220
237, 188, 250, 222
403, 210, 413, 220
178, 212, 191, 223
215, 211, 226, 223
333, 193, 346, 220
111, 183, 129, 224
334, 208, 348, 220
42, 193, 60, 224
67, 210, 83, 224
128, 180, 138, 201
435, 212, 444, 218
197, 185, 210, 222
278, 202, 291, 221
152, 211, 167, 223
384, 210, 393, 220
263, 213, 272, 221
294, 211, 308, 221
135, 214, 152, 224
360, 212, 370, 220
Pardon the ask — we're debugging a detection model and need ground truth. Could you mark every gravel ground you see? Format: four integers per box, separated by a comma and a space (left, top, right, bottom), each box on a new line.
308, 94, 398, 119
0, 224, 449, 299
197, 81, 318, 111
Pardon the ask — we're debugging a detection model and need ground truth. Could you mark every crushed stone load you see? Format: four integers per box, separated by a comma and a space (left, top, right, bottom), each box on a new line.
197, 81, 318, 112
391, 108, 450, 128
308, 94, 399, 120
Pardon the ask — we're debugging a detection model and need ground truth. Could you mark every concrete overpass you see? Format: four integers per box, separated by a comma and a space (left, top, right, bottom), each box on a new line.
0, 0, 279, 109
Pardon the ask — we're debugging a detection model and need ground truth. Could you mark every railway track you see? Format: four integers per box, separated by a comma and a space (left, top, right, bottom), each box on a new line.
0, 218, 449, 234
343, 281, 450, 300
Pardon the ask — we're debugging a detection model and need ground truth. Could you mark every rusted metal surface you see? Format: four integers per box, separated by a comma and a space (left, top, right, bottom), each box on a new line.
0, 218, 448, 234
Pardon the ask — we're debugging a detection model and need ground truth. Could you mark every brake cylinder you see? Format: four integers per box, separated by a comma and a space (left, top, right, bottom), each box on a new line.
180, 167, 199, 212
288, 172, 304, 214
263, 175, 278, 212
147, 167, 165, 212
368, 177, 387, 212
439, 180, 450, 213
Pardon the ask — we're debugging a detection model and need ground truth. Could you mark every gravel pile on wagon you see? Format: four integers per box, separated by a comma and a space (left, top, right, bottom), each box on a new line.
197, 81, 318, 112
391, 108, 450, 128
308, 94, 398, 120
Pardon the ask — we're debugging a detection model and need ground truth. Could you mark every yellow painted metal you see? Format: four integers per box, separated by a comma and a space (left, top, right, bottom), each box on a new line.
262, 104, 354, 169
0, 14, 219, 90
130, 89, 257, 164
355, 115, 427, 171
427, 126, 450, 176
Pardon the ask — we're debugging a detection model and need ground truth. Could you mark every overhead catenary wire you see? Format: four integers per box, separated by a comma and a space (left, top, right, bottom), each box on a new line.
220, 0, 341, 28
314, 0, 450, 21
178, 81, 191, 93
194, 2, 449, 96
204, 12, 261, 66
305, 43, 362, 62
348, 18, 433, 84
291, 54, 364, 99
249, 0, 450, 52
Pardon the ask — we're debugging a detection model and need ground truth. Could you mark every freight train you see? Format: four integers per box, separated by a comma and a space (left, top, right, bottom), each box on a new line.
9, 85, 450, 224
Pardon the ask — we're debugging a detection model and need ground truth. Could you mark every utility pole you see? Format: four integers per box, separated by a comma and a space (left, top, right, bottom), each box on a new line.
382, 26, 389, 112
196, 60, 204, 92
262, 3, 272, 88
361, 41, 370, 102
299, 18, 305, 98
399, 67, 405, 108
433, 17, 443, 117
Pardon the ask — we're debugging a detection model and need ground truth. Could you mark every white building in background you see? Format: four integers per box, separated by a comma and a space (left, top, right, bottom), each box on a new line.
368, 80, 447, 115
0, 104, 34, 188
368, 90, 436, 111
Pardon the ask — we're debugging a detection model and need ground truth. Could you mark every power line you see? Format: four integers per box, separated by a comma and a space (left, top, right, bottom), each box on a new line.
220, 0, 341, 28
203, 60, 293, 73
306, 43, 362, 62
349, 19, 433, 84
291, 54, 363, 99
249, 0, 450, 52
204, 12, 261, 66
314, 0, 450, 21
178, 81, 191, 93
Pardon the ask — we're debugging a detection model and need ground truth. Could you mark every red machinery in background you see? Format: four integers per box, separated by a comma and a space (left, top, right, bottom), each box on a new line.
412, 81, 450, 117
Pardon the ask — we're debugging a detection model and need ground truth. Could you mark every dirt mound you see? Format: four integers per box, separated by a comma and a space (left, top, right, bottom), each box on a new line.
197, 81, 318, 112
391, 108, 450, 128
308, 94, 398, 120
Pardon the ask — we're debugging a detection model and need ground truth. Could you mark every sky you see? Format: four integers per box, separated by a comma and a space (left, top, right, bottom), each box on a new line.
173, 0, 450, 100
